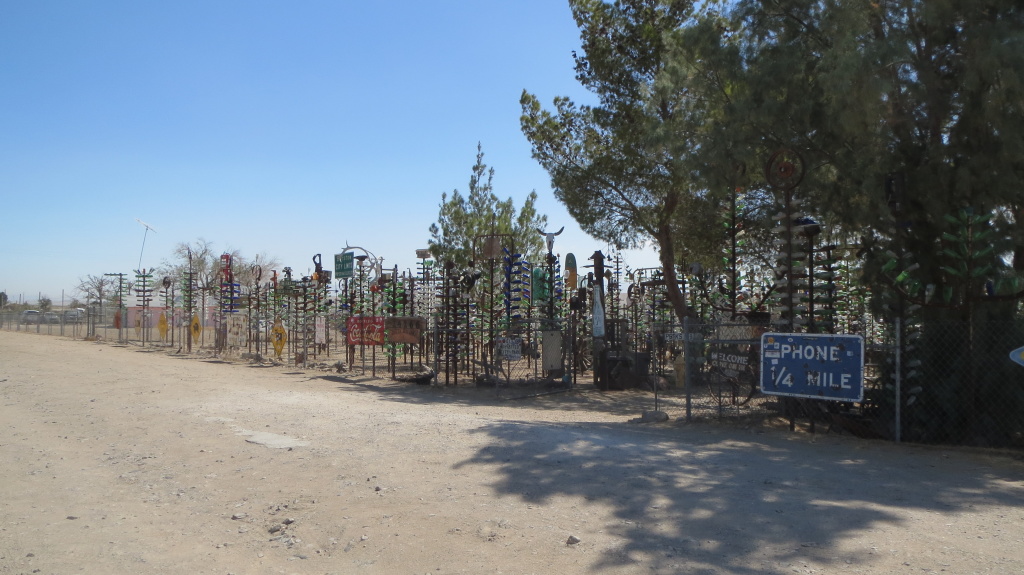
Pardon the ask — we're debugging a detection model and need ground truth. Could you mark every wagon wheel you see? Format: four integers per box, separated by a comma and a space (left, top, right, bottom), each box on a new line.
708, 365, 761, 407
765, 149, 805, 191
574, 337, 593, 373
732, 371, 761, 407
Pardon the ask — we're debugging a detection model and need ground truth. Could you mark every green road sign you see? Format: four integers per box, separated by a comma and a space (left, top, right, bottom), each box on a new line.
335, 252, 355, 279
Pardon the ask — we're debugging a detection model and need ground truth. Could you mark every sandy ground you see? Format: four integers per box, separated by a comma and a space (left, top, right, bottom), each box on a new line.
2, 330, 1024, 575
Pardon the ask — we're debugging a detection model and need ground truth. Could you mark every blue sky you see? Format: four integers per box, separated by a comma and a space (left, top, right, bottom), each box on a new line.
0, 1, 659, 305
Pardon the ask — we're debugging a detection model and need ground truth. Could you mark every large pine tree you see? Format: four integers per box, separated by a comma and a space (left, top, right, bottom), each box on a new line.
521, 0, 727, 323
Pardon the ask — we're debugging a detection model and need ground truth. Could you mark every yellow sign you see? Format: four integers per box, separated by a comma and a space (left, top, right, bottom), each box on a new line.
271, 319, 288, 358
190, 315, 202, 343
158, 313, 168, 341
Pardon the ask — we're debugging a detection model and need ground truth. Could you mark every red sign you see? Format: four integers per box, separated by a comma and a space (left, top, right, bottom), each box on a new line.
346, 316, 385, 346
220, 253, 233, 282
385, 316, 426, 344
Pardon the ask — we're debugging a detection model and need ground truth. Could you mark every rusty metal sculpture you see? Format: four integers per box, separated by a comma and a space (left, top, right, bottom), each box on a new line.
765, 149, 808, 333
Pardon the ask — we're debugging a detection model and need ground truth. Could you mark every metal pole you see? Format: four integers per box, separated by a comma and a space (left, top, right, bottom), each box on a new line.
894, 315, 902, 443
684, 316, 692, 422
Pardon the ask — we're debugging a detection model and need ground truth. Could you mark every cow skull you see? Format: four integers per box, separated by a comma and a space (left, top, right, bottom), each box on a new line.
537, 226, 564, 254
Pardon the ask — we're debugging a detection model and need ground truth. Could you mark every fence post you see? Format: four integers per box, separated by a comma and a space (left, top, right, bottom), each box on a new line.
432, 323, 440, 385
684, 316, 692, 422
894, 316, 902, 443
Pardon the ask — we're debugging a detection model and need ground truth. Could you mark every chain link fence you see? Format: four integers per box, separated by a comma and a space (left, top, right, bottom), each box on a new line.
655, 318, 1024, 449
885, 319, 1024, 447
670, 320, 778, 423
5, 307, 1023, 448
2, 309, 94, 339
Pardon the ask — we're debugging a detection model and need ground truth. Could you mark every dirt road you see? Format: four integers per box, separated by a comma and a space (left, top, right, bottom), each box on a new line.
2, 330, 1023, 574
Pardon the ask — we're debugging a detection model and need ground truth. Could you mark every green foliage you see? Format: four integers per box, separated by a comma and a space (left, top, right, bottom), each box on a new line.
521, 0, 1024, 330
515, 0, 1024, 445
428, 143, 547, 268
522, 0, 733, 322
903, 319, 1024, 446
701, 189, 780, 318
726, 0, 1024, 307
522, 1, 729, 248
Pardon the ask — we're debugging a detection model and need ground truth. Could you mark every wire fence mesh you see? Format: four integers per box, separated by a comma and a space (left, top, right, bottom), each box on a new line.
885, 319, 1024, 447
657, 318, 1024, 448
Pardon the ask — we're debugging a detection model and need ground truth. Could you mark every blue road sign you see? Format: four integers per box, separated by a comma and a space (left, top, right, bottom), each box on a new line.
1010, 345, 1024, 367
760, 332, 864, 402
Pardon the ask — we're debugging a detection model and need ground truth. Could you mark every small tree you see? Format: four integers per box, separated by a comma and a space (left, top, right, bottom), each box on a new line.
159, 239, 279, 318
428, 143, 547, 267
76, 274, 115, 307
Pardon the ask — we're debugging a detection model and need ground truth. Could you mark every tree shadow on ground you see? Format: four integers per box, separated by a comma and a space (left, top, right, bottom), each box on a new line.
314, 373, 669, 418
453, 419, 1024, 574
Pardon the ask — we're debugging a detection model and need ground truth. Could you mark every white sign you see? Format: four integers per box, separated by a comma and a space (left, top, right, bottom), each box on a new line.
226, 315, 247, 348
542, 330, 562, 371
496, 337, 522, 361
315, 317, 327, 345
662, 332, 703, 343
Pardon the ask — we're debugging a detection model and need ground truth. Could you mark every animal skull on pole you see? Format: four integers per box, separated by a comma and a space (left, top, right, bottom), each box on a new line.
537, 226, 564, 254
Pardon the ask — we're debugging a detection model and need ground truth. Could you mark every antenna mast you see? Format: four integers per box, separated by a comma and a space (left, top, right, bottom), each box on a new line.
135, 218, 157, 271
